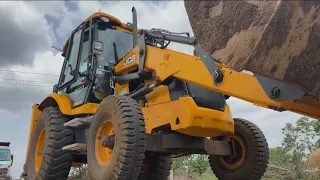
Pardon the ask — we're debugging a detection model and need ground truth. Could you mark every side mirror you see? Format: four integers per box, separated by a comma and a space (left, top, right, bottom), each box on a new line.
53, 84, 58, 93
93, 40, 103, 55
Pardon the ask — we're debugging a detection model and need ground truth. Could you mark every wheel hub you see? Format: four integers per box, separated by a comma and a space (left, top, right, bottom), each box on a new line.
101, 134, 115, 149
220, 135, 246, 169
95, 119, 114, 166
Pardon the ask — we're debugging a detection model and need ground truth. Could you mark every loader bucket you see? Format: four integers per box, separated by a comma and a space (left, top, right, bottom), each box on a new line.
185, 1, 320, 98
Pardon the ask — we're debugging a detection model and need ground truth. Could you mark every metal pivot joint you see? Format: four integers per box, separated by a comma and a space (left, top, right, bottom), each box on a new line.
145, 29, 224, 86
194, 42, 224, 85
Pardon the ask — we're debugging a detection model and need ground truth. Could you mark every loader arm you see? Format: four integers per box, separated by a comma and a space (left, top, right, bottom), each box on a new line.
115, 30, 320, 121
142, 45, 320, 120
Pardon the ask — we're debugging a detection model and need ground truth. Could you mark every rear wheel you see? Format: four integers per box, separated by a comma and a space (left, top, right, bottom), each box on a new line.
209, 118, 269, 180
87, 95, 146, 180
138, 153, 172, 180
26, 107, 74, 180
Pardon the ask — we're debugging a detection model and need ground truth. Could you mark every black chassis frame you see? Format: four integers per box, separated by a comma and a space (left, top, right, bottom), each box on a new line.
103, 132, 232, 156
70, 120, 232, 158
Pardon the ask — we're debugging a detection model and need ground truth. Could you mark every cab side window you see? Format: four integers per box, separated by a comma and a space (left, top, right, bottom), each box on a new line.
79, 31, 90, 73
69, 30, 91, 90
60, 29, 82, 86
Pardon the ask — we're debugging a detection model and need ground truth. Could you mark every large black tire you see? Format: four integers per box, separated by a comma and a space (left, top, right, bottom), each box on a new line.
209, 118, 269, 180
137, 153, 172, 180
87, 95, 146, 180
27, 107, 74, 180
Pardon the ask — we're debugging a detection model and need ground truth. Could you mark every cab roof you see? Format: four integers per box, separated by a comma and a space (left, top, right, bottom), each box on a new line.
62, 11, 129, 53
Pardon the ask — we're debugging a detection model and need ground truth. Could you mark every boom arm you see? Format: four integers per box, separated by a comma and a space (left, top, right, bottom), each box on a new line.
117, 9, 320, 121
141, 44, 320, 120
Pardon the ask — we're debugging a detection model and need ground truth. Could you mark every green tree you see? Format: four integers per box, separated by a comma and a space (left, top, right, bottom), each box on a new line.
187, 155, 210, 176
70, 165, 89, 180
281, 117, 320, 179
311, 120, 320, 148
172, 155, 188, 175
269, 147, 291, 168
172, 154, 210, 177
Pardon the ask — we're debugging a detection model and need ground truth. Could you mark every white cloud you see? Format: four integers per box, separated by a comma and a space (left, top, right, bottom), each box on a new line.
0, 2, 65, 177
12, 51, 63, 82
0, 109, 20, 124
0, 1, 54, 68
54, 1, 195, 54
28, 1, 66, 17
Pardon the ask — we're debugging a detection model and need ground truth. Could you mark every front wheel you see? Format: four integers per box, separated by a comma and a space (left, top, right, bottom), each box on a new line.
87, 95, 146, 180
209, 118, 269, 180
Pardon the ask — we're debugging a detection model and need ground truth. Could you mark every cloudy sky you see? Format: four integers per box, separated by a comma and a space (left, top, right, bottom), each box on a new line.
0, 1, 304, 178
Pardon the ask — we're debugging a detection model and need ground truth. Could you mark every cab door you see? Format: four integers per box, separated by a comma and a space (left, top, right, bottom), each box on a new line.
57, 21, 95, 107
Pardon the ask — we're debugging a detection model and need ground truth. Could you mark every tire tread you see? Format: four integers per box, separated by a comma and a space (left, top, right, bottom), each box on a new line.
27, 106, 74, 180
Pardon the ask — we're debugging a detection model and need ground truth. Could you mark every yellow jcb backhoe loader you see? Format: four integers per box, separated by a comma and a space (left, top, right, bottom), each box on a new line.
21, 7, 320, 180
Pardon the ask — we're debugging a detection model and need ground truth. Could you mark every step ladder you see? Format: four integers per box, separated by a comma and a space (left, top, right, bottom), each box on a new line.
64, 116, 93, 128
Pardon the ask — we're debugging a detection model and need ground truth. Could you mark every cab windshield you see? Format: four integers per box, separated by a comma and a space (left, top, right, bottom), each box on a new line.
97, 22, 133, 67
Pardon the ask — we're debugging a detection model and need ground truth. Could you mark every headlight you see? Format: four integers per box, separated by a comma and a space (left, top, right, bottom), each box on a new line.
93, 40, 103, 55
94, 41, 103, 51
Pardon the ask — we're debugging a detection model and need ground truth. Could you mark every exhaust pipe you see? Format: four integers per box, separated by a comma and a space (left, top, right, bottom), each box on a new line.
132, 7, 138, 48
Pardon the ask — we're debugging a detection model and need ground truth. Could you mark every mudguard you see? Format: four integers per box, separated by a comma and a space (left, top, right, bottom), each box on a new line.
23, 93, 99, 173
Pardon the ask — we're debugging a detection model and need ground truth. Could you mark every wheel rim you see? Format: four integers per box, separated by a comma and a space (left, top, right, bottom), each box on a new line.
95, 119, 114, 166
220, 135, 246, 169
34, 129, 45, 172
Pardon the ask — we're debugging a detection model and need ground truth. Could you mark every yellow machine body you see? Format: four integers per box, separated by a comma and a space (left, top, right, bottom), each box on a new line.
23, 10, 320, 172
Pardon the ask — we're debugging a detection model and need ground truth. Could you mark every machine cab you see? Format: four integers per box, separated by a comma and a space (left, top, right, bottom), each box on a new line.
55, 13, 134, 108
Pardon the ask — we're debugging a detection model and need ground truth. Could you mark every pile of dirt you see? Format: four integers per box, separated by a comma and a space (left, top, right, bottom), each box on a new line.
184, 0, 320, 98
308, 148, 320, 169
263, 164, 295, 180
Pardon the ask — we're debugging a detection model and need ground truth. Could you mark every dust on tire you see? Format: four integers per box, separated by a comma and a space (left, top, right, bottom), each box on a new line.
87, 95, 146, 180
26, 107, 74, 180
